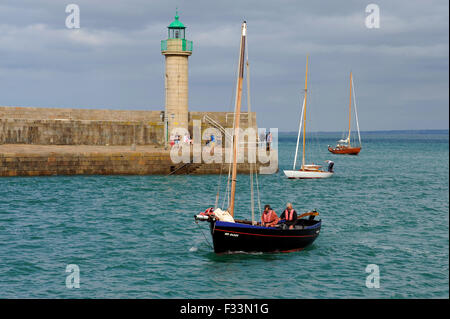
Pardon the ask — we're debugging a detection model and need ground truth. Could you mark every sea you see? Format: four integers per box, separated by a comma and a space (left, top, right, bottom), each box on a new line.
0, 130, 448, 298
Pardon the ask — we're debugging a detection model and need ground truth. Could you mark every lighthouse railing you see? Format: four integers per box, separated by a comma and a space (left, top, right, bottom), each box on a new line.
161, 39, 193, 53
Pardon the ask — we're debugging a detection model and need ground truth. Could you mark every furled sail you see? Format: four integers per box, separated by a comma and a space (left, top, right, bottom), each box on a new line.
213, 208, 235, 223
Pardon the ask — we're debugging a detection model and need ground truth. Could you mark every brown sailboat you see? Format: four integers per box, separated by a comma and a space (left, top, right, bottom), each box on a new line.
328, 72, 362, 155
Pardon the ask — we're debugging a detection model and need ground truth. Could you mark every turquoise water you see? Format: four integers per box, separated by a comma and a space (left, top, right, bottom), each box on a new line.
0, 131, 448, 298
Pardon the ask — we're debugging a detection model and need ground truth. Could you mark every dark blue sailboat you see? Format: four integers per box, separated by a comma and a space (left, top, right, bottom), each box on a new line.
194, 21, 322, 254
195, 214, 321, 254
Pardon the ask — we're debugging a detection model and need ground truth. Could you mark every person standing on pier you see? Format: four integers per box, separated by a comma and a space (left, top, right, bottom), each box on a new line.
209, 134, 216, 154
266, 131, 272, 151
183, 132, 191, 145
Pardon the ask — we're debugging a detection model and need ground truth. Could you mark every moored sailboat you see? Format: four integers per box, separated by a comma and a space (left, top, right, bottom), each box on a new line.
194, 22, 322, 254
283, 56, 334, 179
328, 72, 362, 155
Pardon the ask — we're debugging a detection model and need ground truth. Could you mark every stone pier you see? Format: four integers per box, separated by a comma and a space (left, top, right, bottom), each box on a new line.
0, 106, 277, 177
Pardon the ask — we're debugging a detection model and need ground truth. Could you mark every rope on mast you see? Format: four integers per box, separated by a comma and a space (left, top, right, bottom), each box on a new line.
222, 23, 243, 211
245, 33, 256, 224
254, 167, 262, 223
302, 55, 309, 169
293, 95, 305, 170
214, 163, 224, 209
228, 21, 246, 217
347, 72, 353, 144
351, 75, 362, 146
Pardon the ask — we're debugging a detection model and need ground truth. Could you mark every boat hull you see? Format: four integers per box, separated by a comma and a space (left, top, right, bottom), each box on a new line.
210, 220, 321, 254
283, 170, 333, 179
328, 146, 361, 155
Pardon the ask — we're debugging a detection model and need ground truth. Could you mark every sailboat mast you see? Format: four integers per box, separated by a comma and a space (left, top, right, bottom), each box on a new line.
347, 72, 352, 144
302, 55, 309, 169
229, 21, 246, 217
245, 35, 255, 223
292, 97, 305, 170
351, 75, 362, 146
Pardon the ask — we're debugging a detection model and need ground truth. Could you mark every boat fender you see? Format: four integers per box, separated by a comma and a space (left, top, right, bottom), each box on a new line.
195, 214, 209, 221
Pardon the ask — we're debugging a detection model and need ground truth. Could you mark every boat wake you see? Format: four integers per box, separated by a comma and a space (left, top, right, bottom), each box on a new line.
221, 251, 264, 255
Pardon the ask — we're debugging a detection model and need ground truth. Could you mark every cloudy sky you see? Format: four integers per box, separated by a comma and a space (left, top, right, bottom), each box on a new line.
0, 0, 448, 132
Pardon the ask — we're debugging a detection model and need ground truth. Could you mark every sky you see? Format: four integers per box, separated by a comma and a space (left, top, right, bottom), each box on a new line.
0, 0, 448, 132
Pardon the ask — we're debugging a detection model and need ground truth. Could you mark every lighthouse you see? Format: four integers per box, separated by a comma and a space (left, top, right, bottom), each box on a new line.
161, 10, 193, 142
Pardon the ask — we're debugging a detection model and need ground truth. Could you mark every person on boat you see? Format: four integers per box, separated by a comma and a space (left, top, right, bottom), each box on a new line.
326, 160, 334, 172
261, 205, 279, 227
280, 203, 297, 229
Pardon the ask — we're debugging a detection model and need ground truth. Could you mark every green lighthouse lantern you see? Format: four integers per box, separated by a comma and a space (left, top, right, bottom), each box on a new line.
168, 10, 185, 39
161, 9, 193, 53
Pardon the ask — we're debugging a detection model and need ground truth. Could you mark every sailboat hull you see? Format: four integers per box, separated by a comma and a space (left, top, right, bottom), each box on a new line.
210, 220, 321, 254
283, 170, 333, 179
328, 146, 361, 155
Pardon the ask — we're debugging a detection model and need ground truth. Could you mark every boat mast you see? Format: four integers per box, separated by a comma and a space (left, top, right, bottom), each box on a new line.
351, 74, 362, 147
302, 55, 309, 169
347, 72, 352, 145
229, 21, 246, 217
245, 33, 255, 223
292, 95, 305, 170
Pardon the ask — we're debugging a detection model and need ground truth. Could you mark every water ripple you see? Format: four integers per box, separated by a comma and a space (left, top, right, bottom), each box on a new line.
0, 132, 448, 298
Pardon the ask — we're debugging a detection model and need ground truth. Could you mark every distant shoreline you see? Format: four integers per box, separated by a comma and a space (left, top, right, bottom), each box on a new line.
279, 129, 449, 135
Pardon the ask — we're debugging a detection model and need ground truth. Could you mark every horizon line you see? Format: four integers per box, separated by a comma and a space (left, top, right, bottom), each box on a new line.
277, 129, 449, 133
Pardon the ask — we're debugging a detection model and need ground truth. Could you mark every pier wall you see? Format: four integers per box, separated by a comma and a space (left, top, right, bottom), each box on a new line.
0, 118, 165, 146
0, 145, 266, 177
0, 149, 170, 176
0, 106, 257, 146
0, 107, 273, 177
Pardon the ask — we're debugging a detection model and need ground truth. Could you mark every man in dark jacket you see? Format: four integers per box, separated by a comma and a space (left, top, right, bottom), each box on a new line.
326, 160, 334, 172
280, 203, 298, 229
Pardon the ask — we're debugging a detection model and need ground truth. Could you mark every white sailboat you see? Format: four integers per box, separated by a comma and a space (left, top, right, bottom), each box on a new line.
283, 56, 334, 179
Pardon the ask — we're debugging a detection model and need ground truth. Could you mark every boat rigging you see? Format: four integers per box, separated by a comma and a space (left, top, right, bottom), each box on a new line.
194, 21, 322, 254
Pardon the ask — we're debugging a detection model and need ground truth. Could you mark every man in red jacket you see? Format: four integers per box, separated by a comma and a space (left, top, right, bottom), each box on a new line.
261, 205, 279, 227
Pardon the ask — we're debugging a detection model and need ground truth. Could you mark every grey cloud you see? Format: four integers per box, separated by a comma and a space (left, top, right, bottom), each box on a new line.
0, 0, 448, 131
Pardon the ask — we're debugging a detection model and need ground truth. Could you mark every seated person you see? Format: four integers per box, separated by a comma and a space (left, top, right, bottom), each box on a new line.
261, 205, 279, 227
279, 203, 298, 229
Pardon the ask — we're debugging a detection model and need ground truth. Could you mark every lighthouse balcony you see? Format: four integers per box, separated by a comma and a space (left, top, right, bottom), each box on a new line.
161, 39, 193, 54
